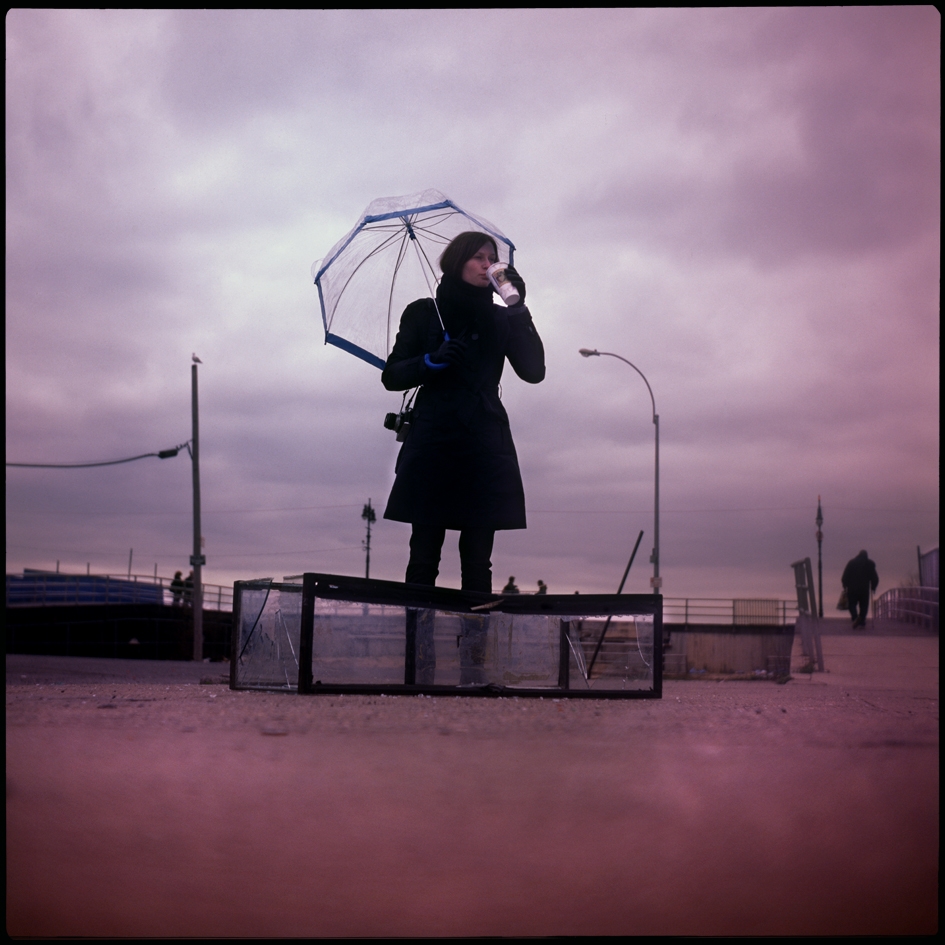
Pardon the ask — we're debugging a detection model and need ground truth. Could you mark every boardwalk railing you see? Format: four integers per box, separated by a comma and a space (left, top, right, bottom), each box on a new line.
6, 571, 233, 612
874, 586, 938, 631
7, 576, 798, 626
662, 597, 797, 627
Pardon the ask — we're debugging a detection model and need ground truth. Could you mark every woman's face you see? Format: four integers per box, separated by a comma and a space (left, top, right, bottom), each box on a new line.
461, 242, 498, 287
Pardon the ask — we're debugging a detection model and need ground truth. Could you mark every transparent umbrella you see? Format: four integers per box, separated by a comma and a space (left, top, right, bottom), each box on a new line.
312, 189, 515, 369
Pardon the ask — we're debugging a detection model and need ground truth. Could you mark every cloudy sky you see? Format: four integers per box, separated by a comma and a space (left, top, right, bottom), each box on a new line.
6, 8, 939, 605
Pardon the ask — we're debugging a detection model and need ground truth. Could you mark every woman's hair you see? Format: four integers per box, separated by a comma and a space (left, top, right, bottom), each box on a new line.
439, 231, 499, 280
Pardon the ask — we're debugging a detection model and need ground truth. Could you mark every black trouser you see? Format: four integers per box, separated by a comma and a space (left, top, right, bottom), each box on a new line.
405, 524, 495, 593
405, 524, 495, 685
848, 588, 870, 625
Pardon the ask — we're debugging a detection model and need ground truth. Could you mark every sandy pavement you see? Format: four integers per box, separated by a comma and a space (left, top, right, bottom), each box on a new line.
6, 627, 938, 937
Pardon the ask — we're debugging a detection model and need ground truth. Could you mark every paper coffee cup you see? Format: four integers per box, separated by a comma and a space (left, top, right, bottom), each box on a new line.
487, 262, 520, 306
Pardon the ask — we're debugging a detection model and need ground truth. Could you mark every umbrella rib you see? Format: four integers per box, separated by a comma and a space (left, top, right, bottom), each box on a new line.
387, 232, 411, 347
400, 214, 455, 240
402, 205, 515, 252
331, 228, 406, 328
401, 212, 446, 330
410, 235, 445, 331
412, 236, 442, 294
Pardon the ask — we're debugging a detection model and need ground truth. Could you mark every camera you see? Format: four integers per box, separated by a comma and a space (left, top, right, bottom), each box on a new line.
385, 387, 419, 442
383, 408, 413, 441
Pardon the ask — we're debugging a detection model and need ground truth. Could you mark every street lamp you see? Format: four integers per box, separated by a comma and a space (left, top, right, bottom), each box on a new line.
579, 348, 661, 592
815, 496, 824, 618
190, 358, 205, 660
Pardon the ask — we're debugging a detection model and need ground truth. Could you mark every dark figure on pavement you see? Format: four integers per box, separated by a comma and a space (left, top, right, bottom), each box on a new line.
842, 550, 879, 628
170, 571, 185, 606
382, 231, 544, 683
536, 579, 547, 595
502, 576, 520, 594
183, 570, 194, 607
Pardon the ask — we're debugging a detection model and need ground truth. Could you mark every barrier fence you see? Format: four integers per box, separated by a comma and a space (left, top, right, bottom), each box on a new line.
6, 571, 233, 612
662, 597, 797, 626
874, 586, 939, 631
7, 573, 802, 627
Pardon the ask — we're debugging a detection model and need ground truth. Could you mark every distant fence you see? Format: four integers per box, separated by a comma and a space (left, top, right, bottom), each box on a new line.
663, 597, 797, 627
6, 571, 233, 612
6, 577, 796, 627
874, 587, 939, 631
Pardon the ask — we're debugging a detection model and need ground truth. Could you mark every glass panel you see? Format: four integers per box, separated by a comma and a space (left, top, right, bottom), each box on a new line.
310, 599, 406, 685
481, 612, 560, 688
400, 609, 561, 688
234, 583, 302, 691
307, 606, 655, 692
567, 615, 655, 691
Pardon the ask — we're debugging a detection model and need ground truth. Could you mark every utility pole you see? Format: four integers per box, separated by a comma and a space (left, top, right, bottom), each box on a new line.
362, 499, 376, 580
815, 496, 824, 618
191, 360, 205, 660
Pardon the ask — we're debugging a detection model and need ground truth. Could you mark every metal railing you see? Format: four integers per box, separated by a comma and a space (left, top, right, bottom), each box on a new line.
874, 586, 938, 631
6, 571, 233, 612
6, 576, 798, 626
662, 597, 798, 627
507, 594, 798, 625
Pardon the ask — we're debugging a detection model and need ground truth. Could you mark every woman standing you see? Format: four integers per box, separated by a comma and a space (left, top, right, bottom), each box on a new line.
382, 231, 545, 593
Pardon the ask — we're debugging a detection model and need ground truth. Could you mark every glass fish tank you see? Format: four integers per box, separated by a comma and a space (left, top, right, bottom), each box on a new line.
231, 573, 662, 699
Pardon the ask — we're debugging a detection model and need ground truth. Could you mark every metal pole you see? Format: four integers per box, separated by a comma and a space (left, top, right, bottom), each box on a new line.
815, 496, 824, 618
587, 529, 644, 677
654, 412, 660, 592
191, 363, 204, 661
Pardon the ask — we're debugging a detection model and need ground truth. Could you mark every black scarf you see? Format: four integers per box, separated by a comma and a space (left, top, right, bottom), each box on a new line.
435, 274, 495, 343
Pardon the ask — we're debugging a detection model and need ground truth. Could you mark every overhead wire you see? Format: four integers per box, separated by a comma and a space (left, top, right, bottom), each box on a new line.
7, 442, 191, 469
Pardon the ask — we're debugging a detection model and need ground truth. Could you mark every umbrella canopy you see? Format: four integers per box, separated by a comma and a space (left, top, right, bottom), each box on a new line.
312, 189, 515, 370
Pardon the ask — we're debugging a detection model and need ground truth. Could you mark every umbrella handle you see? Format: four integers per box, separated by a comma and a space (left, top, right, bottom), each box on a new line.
424, 331, 451, 370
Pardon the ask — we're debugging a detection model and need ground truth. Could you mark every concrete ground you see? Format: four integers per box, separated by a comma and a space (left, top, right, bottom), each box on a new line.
6, 620, 938, 937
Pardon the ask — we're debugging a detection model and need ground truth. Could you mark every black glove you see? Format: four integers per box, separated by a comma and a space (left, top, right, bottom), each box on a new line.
426, 335, 466, 368
505, 265, 526, 305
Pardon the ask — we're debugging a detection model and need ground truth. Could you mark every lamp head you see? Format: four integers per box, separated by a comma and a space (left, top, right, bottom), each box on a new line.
579, 348, 599, 358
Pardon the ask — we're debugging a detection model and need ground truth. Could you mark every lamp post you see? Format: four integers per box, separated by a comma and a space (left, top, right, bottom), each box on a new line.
579, 348, 660, 592
190, 359, 205, 660
815, 496, 824, 618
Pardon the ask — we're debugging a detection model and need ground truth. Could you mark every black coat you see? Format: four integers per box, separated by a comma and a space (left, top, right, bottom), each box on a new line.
842, 551, 879, 594
381, 285, 544, 530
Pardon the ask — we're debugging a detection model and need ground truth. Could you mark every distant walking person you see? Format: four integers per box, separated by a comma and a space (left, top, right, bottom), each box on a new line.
183, 570, 194, 607
170, 571, 185, 606
536, 579, 547, 595
842, 550, 879, 628
502, 576, 520, 594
